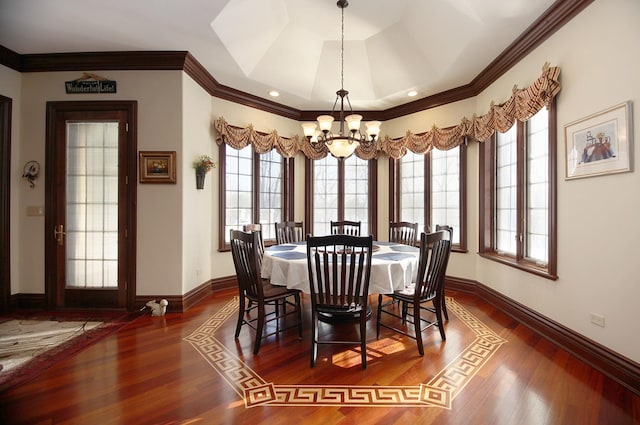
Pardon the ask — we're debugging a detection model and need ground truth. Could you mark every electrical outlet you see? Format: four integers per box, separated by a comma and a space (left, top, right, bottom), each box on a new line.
590, 313, 605, 327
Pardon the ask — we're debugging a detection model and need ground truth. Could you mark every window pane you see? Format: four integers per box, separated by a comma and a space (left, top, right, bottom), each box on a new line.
431, 147, 460, 244
495, 126, 517, 255
399, 151, 425, 232
258, 150, 282, 240
344, 156, 369, 234
313, 156, 338, 235
225, 146, 252, 242
526, 108, 549, 263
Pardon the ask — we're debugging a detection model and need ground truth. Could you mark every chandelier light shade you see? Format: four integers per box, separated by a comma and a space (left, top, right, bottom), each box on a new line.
302, 0, 381, 159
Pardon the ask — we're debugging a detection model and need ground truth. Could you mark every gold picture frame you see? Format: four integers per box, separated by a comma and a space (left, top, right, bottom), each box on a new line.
139, 151, 177, 184
564, 101, 633, 180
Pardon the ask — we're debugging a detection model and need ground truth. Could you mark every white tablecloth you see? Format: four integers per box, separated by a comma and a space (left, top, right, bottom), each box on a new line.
261, 241, 419, 294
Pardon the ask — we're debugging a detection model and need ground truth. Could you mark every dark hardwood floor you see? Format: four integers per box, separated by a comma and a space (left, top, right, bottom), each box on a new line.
0, 288, 638, 425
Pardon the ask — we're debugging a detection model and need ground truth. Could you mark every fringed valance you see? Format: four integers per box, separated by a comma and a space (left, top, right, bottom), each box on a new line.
214, 63, 561, 160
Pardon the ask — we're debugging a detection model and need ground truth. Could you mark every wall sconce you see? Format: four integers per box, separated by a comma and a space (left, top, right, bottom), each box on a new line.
22, 161, 40, 188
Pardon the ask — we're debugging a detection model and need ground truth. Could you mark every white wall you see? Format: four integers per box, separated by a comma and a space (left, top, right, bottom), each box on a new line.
181, 74, 217, 294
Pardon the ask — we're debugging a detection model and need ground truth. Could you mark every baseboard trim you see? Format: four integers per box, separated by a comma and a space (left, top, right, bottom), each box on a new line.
11, 293, 46, 310
135, 276, 238, 313
446, 276, 640, 396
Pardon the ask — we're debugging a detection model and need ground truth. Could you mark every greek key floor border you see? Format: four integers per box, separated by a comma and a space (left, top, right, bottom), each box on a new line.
184, 296, 507, 409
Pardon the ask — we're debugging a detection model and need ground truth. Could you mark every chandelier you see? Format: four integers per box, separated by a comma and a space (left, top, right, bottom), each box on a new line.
301, 0, 381, 159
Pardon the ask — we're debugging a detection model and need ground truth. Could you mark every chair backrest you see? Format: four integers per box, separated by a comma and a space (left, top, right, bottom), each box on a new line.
389, 221, 418, 246
275, 221, 304, 244
435, 224, 454, 244
243, 223, 264, 258
306, 234, 373, 310
330, 220, 361, 236
230, 229, 263, 299
414, 230, 451, 301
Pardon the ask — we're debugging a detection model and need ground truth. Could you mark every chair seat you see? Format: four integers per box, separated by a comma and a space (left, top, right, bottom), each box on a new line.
260, 283, 298, 300
317, 302, 365, 314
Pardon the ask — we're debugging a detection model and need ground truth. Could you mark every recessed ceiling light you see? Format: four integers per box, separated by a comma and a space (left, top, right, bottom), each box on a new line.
407, 90, 418, 97
269, 90, 280, 97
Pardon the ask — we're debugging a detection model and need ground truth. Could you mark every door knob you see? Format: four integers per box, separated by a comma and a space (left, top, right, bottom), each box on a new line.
55, 224, 66, 246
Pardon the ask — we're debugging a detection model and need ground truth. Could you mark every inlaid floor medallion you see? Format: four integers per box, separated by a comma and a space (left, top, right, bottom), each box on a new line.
185, 296, 507, 409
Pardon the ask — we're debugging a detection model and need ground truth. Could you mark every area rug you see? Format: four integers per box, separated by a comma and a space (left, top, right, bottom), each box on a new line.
0, 311, 140, 393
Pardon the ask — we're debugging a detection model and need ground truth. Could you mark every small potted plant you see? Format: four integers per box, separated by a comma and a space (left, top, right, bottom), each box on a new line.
193, 154, 217, 189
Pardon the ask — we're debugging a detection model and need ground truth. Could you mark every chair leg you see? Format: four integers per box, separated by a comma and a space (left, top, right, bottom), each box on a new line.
235, 294, 246, 339
253, 303, 266, 354
360, 313, 367, 369
413, 302, 424, 356
310, 310, 318, 368
376, 294, 383, 339
441, 296, 449, 321
295, 293, 303, 339
435, 298, 447, 341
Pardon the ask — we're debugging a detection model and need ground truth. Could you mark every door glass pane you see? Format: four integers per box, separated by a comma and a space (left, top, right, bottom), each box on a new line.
66, 121, 119, 288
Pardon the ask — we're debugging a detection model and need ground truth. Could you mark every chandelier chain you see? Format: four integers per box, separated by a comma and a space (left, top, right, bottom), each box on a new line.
340, 3, 344, 91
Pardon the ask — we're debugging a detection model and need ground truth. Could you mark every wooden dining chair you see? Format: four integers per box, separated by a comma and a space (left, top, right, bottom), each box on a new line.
376, 230, 451, 356
306, 234, 373, 369
435, 224, 454, 320
330, 220, 361, 236
230, 229, 302, 355
243, 223, 264, 258
275, 221, 304, 244
389, 221, 418, 246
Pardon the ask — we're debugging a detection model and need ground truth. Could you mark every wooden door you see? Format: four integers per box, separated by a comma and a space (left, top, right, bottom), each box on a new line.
45, 101, 137, 310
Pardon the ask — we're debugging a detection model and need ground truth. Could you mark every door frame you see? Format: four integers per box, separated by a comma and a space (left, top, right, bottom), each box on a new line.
0, 95, 11, 314
45, 101, 137, 311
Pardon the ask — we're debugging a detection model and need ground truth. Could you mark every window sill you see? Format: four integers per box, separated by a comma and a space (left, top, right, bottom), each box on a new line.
478, 252, 558, 281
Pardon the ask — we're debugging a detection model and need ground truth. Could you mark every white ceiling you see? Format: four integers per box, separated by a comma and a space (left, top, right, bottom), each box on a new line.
0, 0, 557, 111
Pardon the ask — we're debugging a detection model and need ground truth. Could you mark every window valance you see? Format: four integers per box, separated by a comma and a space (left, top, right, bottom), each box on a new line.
214, 63, 560, 160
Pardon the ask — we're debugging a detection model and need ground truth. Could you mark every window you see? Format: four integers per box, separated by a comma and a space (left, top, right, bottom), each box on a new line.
306, 155, 377, 236
479, 103, 557, 279
219, 144, 293, 249
391, 144, 467, 250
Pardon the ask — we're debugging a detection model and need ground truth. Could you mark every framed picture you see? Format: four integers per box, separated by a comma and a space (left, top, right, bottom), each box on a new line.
139, 151, 177, 183
564, 101, 633, 180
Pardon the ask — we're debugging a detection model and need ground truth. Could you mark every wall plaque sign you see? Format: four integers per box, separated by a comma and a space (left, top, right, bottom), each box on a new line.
65, 72, 117, 94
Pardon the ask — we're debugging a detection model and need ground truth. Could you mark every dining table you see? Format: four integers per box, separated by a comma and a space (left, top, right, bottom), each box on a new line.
261, 241, 420, 295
